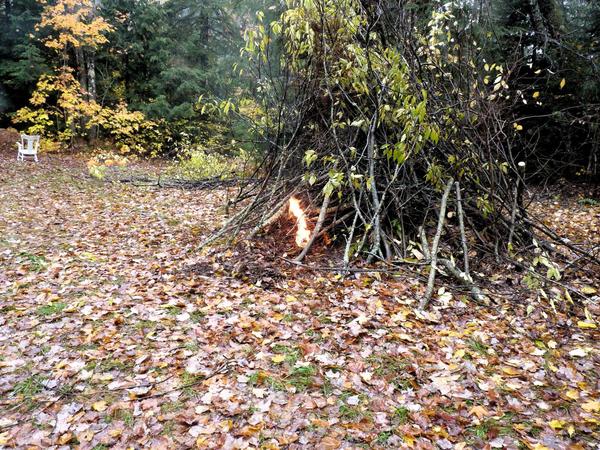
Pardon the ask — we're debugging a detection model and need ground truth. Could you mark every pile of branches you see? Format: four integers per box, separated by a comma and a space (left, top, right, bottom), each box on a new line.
202, 0, 598, 308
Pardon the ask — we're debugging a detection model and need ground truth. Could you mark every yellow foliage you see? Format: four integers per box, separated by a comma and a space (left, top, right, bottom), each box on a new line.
13, 73, 162, 156
38, 0, 113, 52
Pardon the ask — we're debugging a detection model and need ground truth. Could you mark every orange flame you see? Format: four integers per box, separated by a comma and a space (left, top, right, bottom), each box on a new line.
289, 197, 311, 247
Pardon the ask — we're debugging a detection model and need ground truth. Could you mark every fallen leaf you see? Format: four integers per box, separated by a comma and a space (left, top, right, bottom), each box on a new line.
320, 436, 342, 449
569, 348, 589, 357
271, 354, 286, 364
548, 419, 564, 430
92, 401, 107, 412
581, 400, 600, 413
469, 405, 488, 419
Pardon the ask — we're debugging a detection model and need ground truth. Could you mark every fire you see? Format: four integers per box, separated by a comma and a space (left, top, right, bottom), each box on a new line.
289, 197, 311, 247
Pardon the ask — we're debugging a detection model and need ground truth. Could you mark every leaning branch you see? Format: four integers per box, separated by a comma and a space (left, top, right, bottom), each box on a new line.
295, 194, 331, 262
420, 178, 454, 310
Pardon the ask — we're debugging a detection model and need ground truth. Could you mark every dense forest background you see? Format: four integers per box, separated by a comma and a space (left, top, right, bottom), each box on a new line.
1, 0, 598, 174
0, 0, 275, 157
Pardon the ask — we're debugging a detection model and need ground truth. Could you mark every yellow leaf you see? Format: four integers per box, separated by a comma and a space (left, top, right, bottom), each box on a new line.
565, 389, 580, 400
532, 91, 540, 99
549, 419, 564, 430
581, 400, 600, 413
560, 78, 566, 89
581, 286, 597, 295
454, 349, 466, 359
0, 432, 10, 445
502, 366, 520, 376
92, 401, 107, 412
402, 434, 416, 448
567, 425, 575, 437
577, 321, 597, 329
271, 354, 286, 364
219, 419, 233, 432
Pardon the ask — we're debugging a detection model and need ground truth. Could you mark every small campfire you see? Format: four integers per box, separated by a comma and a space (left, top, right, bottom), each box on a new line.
288, 196, 311, 247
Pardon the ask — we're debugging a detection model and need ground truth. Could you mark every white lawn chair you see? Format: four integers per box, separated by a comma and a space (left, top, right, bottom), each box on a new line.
17, 134, 40, 162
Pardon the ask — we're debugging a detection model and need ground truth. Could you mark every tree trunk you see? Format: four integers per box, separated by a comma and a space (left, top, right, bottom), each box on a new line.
86, 53, 97, 102
86, 53, 98, 141
75, 47, 89, 95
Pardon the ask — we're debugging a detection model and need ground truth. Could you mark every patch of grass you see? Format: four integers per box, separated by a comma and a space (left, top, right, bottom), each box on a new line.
368, 354, 408, 377
338, 391, 371, 422
184, 342, 200, 352
166, 217, 181, 227
376, 431, 392, 445
247, 372, 261, 386
74, 342, 98, 351
134, 319, 157, 331
367, 354, 412, 390
246, 405, 259, 415
321, 379, 334, 397
467, 417, 512, 441
315, 313, 333, 324
0, 305, 16, 314
339, 404, 362, 421
58, 383, 75, 399
272, 344, 302, 365
190, 311, 206, 323
469, 421, 490, 439
36, 302, 67, 316
19, 252, 48, 272
13, 374, 45, 398
161, 420, 175, 436
339, 404, 369, 422
165, 305, 182, 316
393, 406, 410, 424
39, 345, 51, 355
108, 408, 134, 426
170, 150, 241, 181
264, 375, 286, 391
578, 197, 600, 206
467, 338, 489, 355
98, 358, 130, 372
161, 401, 185, 414
180, 372, 202, 396
288, 365, 316, 391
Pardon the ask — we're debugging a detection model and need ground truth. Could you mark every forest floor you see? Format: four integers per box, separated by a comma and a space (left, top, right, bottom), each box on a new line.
0, 152, 599, 450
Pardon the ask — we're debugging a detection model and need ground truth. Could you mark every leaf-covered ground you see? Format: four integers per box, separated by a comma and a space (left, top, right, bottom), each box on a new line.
0, 153, 598, 449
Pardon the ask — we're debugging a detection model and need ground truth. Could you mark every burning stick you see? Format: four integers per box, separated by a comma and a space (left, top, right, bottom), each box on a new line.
294, 194, 331, 262
289, 197, 311, 247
